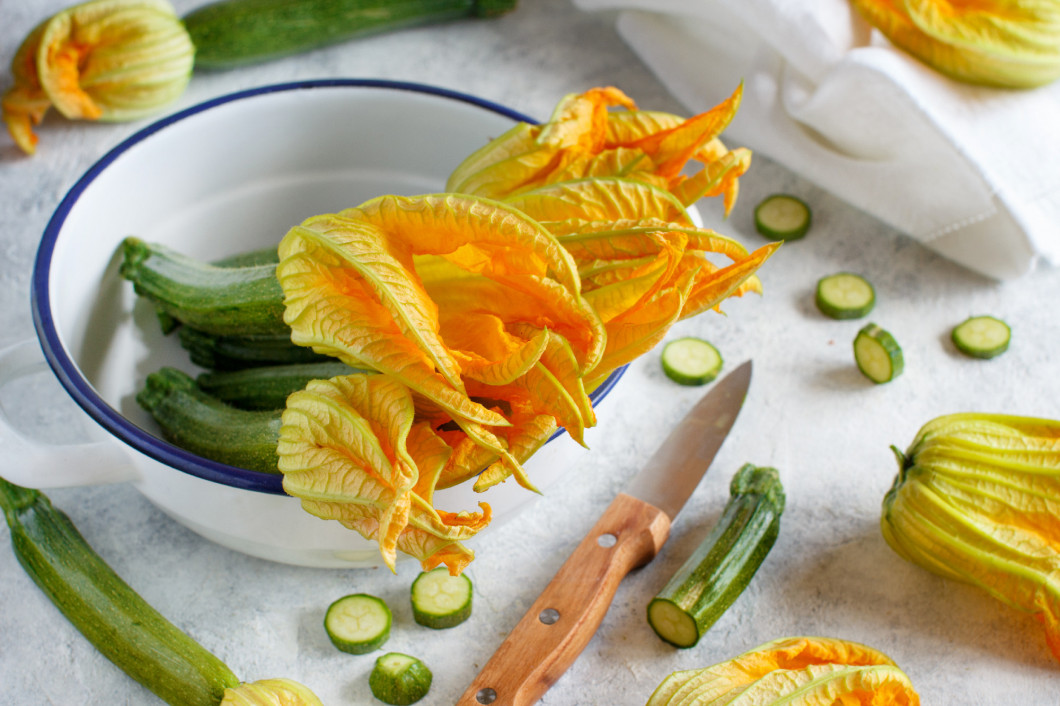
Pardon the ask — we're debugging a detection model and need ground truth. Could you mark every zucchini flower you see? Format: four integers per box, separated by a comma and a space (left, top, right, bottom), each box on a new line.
882, 413, 1060, 663
221, 678, 325, 705
850, 0, 1060, 89
2, 0, 194, 155
646, 636, 920, 705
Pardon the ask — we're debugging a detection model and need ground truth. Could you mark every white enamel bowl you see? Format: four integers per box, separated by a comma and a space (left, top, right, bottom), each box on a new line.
2, 80, 625, 568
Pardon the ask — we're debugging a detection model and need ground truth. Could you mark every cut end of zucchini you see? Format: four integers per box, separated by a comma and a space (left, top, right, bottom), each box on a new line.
754, 194, 811, 241
815, 272, 875, 319
646, 598, 700, 648
324, 593, 392, 655
661, 337, 723, 386
952, 316, 1010, 359
853, 323, 903, 384
369, 653, 433, 706
410, 568, 473, 629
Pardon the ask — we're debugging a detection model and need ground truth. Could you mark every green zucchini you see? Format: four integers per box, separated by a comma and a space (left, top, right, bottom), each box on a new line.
324, 593, 392, 654
369, 652, 433, 705
0, 478, 241, 706
410, 567, 473, 629
197, 361, 360, 409
120, 237, 287, 336
184, 0, 519, 70
136, 367, 282, 472
178, 326, 330, 371
647, 464, 785, 649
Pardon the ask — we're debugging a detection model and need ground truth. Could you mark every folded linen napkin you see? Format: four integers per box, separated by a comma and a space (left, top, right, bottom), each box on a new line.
573, 0, 1060, 280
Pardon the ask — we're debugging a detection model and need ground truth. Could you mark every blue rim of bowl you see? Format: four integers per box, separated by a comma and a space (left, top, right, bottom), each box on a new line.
31, 78, 628, 496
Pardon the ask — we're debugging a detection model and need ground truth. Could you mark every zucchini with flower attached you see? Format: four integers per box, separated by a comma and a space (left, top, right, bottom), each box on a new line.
647, 464, 785, 648
179, 327, 333, 371
0, 477, 324, 705
197, 361, 360, 409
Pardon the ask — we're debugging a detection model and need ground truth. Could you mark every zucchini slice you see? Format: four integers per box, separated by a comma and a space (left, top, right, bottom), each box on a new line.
661, 337, 723, 386
815, 272, 875, 319
369, 652, 433, 705
854, 323, 904, 384
647, 464, 785, 648
324, 593, 392, 655
754, 194, 811, 241
951, 316, 1011, 359
410, 568, 473, 629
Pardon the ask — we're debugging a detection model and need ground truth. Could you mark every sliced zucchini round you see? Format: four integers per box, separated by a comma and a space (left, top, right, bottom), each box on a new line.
754, 194, 811, 241
369, 652, 433, 705
411, 568, 473, 629
951, 316, 1010, 359
661, 337, 723, 386
853, 324, 903, 384
324, 593, 391, 655
815, 272, 875, 319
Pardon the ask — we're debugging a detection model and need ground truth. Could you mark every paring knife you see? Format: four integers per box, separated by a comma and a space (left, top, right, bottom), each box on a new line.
456, 360, 753, 706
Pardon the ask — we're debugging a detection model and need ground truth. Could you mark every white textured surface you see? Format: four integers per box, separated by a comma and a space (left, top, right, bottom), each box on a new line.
2, 1, 1059, 704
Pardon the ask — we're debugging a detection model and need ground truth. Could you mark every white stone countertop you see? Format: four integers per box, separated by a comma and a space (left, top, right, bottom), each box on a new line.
2, 1, 1060, 704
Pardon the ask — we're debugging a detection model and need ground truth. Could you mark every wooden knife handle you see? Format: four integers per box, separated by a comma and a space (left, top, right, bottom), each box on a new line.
456, 492, 671, 706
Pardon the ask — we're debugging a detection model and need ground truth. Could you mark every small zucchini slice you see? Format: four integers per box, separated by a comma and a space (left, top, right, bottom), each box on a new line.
661, 337, 723, 386
951, 315, 1011, 359
647, 464, 785, 649
369, 652, 433, 705
815, 272, 875, 319
324, 594, 392, 655
0, 478, 241, 705
853, 323, 903, 384
754, 194, 811, 241
410, 567, 473, 629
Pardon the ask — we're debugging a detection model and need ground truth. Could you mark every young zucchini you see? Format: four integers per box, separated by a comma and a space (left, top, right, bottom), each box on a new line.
410, 567, 473, 629
951, 315, 1011, 359
324, 593, 392, 654
0, 478, 241, 706
179, 326, 331, 371
369, 652, 433, 705
661, 337, 723, 386
120, 237, 287, 336
753, 194, 811, 241
853, 323, 904, 384
815, 272, 875, 320
647, 464, 785, 649
136, 367, 282, 472
197, 361, 360, 409
184, 0, 519, 70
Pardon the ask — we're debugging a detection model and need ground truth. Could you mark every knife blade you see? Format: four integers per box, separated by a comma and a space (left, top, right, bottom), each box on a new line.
456, 360, 753, 706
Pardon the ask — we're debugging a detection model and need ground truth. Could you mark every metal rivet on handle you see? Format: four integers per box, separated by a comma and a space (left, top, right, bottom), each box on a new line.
597, 532, 617, 547
538, 608, 560, 625
476, 688, 497, 704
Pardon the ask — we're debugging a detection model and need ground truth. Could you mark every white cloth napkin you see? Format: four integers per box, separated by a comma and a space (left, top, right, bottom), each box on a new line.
573, 0, 1060, 280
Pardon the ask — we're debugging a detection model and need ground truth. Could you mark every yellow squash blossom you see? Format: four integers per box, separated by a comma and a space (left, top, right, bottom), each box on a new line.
851, 0, 1060, 88
647, 636, 920, 705
883, 412, 1060, 662
2, 0, 194, 154
446, 85, 751, 213
221, 678, 324, 706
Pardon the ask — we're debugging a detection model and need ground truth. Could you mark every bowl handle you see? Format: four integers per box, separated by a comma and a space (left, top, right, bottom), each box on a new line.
0, 339, 139, 488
